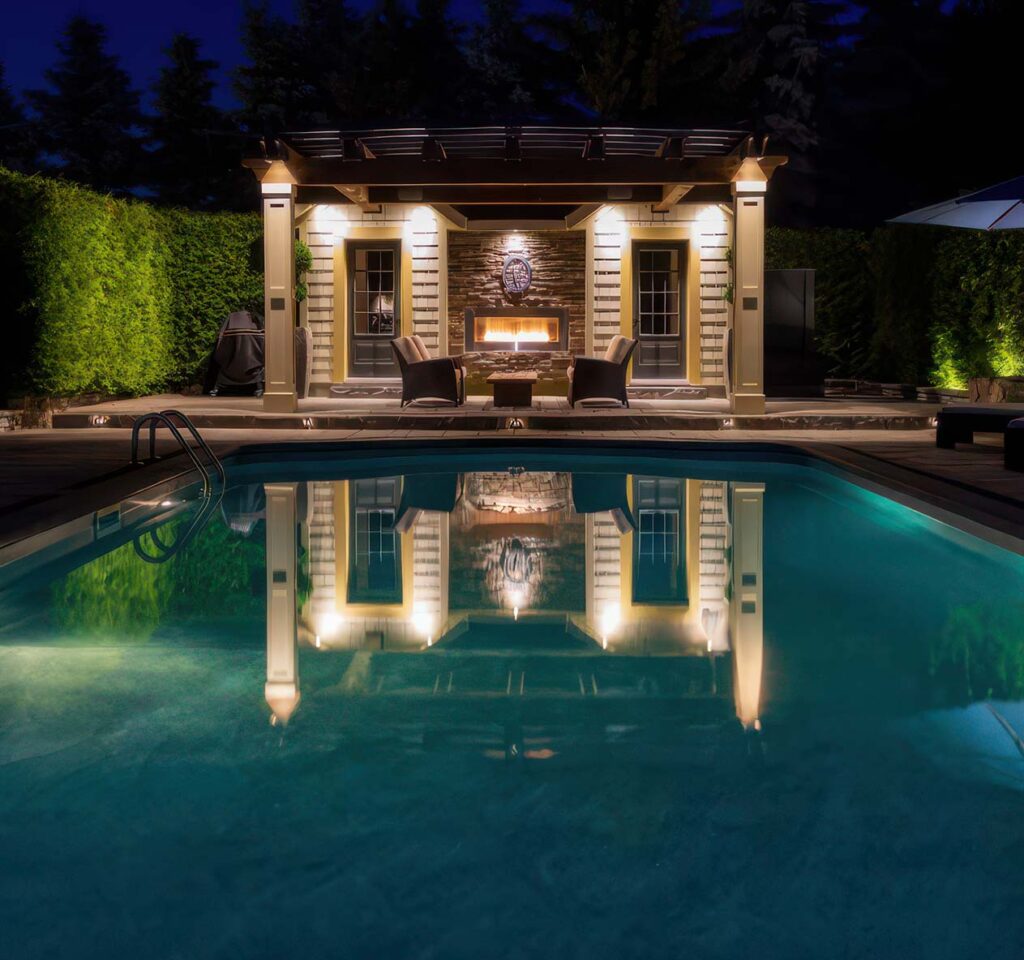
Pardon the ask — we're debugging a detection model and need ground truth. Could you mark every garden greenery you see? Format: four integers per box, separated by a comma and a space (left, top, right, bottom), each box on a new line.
768, 224, 1024, 388
0, 167, 262, 400
4, 167, 1024, 396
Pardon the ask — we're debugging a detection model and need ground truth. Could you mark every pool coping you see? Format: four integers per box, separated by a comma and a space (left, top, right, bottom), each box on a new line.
1, 436, 1022, 569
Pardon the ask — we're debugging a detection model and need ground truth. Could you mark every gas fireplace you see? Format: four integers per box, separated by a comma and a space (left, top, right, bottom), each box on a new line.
465, 307, 569, 352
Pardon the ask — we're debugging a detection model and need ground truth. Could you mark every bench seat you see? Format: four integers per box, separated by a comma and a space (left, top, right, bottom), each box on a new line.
935, 404, 1024, 448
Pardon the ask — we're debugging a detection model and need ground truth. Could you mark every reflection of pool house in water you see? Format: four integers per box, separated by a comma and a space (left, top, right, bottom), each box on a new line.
245, 127, 786, 413
263, 473, 765, 732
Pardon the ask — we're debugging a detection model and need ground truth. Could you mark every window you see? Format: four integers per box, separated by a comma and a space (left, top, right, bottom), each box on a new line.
632, 477, 687, 604
348, 478, 402, 604
634, 245, 682, 337
350, 244, 399, 337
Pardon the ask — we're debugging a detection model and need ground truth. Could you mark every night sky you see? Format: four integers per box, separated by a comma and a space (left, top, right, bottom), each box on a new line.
1, 0, 575, 109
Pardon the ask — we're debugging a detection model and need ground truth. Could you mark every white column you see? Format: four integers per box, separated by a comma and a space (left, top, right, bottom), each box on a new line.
265, 481, 300, 724
730, 482, 764, 731
262, 182, 297, 413
730, 160, 767, 415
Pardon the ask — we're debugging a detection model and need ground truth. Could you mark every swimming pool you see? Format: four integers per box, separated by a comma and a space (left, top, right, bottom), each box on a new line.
2, 447, 1023, 958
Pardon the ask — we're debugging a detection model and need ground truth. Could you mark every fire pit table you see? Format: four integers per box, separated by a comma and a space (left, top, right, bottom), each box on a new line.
486, 372, 538, 408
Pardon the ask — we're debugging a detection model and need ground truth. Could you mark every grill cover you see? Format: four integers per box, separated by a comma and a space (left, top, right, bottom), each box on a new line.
205, 311, 265, 395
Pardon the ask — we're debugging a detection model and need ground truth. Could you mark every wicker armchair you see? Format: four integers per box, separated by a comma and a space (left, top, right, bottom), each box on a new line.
567, 335, 637, 408
392, 336, 466, 407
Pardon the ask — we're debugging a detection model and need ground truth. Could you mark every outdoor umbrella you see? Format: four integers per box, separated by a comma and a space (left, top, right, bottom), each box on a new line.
890, 175, 1024, 230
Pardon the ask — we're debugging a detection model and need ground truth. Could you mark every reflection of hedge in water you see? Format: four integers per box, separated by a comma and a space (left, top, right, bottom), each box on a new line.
164, 517, 268, 618
931, 603, 1024, 702
52, 514, 307, 638
54, 539, 174, 640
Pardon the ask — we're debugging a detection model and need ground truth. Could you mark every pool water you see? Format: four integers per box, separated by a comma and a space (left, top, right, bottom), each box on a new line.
2, 450, 1024, 959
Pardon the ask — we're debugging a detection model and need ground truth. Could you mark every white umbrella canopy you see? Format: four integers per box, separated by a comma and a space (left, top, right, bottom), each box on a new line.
890, 175, 1024, 230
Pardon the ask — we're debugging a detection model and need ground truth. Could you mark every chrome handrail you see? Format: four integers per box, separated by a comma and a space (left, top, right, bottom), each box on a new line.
130, 410, 226, 493
129, 410, 226, 563
159, 409, 226, 485
131, 413, 212, 496
133, 484, 224, 564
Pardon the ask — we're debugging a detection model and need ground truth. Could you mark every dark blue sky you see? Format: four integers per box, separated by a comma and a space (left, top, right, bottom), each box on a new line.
0, 0, 569, 109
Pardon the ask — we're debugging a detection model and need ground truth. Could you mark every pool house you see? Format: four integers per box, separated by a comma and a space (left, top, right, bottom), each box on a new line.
245, 126, 787, 415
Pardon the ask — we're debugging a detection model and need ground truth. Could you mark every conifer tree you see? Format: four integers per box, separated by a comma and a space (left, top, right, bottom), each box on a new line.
150, 34, 244, 208
27, 16, 144, 191
0, 62, 38, 173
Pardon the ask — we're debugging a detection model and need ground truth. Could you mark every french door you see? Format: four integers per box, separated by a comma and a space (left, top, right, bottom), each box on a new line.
348, 240, 401, 378
348, 477, 402, 605
631, 476, 687, 604
631, 241, 687, 380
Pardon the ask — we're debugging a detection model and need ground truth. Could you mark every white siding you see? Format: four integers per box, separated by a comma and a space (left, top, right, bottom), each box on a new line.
302, 204, 443, 389
588, 203, 733, 386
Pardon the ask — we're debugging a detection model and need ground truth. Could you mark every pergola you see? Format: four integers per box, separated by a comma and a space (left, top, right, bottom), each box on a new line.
243, 125, 787, 413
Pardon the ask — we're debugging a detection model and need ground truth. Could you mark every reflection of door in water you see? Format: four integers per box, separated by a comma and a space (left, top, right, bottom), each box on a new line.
632, 477, 686, 603
348, 241, 401, 378
349, 478, 402, 604
632, 242, 686, 380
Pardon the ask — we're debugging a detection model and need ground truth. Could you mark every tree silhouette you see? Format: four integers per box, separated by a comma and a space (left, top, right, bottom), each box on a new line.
26, 16, 144, 192
0, 62, 38, 173
150, 34, 248, 209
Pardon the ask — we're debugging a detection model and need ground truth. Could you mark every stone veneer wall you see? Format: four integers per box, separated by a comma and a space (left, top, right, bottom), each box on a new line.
447, 230, 586, 395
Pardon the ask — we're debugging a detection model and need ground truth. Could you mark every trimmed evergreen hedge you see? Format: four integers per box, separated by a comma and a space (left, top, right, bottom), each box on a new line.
0, 167, 262, 400
765, 227, 874, 377
5, 166, 1024, 396
768, 223, 1024, 388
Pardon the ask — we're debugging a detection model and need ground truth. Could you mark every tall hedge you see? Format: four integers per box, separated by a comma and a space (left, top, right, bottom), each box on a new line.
0, 167, 261, 400
766, 227, 874, 377
769, 223, 1024, 388
160, 208, 263, 385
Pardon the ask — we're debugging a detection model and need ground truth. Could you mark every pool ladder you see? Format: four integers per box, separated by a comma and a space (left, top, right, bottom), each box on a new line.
130, 409, 226, 496
130, 410, 226, 563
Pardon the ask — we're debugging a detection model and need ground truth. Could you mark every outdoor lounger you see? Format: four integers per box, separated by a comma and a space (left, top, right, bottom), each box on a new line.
935, 404, 1024, 449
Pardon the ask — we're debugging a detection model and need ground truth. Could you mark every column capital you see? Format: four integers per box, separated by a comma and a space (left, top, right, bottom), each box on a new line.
261, 181, 297, 198
731, 156, 768, 197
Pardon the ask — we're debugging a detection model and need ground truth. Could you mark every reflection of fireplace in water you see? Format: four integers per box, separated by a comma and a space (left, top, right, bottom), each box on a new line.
465, 307, 569, 352
451, 472, 583, 612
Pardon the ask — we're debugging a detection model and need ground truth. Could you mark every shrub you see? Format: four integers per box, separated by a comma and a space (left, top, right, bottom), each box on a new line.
0, 167, 262, 400
769, 223, 1024, 388
159, 208, 263, 385
928, 230, 1024, 388
870, 225, 942, 384
766, 227, 874, 377
0, 170, 175, 396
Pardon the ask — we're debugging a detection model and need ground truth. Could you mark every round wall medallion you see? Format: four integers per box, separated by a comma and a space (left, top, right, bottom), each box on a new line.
502, 254, 532, 294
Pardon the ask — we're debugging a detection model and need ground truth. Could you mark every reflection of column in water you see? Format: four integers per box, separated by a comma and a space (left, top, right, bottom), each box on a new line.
265, 482, 300, 725
730, 483, 765, 731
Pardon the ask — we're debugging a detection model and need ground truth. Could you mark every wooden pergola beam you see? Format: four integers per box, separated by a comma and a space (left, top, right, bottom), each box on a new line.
279, 155, 763, 188
564, 203, 603, 228
365, 185, 665, 205
653, 183, 695, 212
333, 184, 381, 213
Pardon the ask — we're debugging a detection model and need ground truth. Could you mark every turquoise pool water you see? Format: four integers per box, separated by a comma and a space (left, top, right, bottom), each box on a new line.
2, 449, 1024, 959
